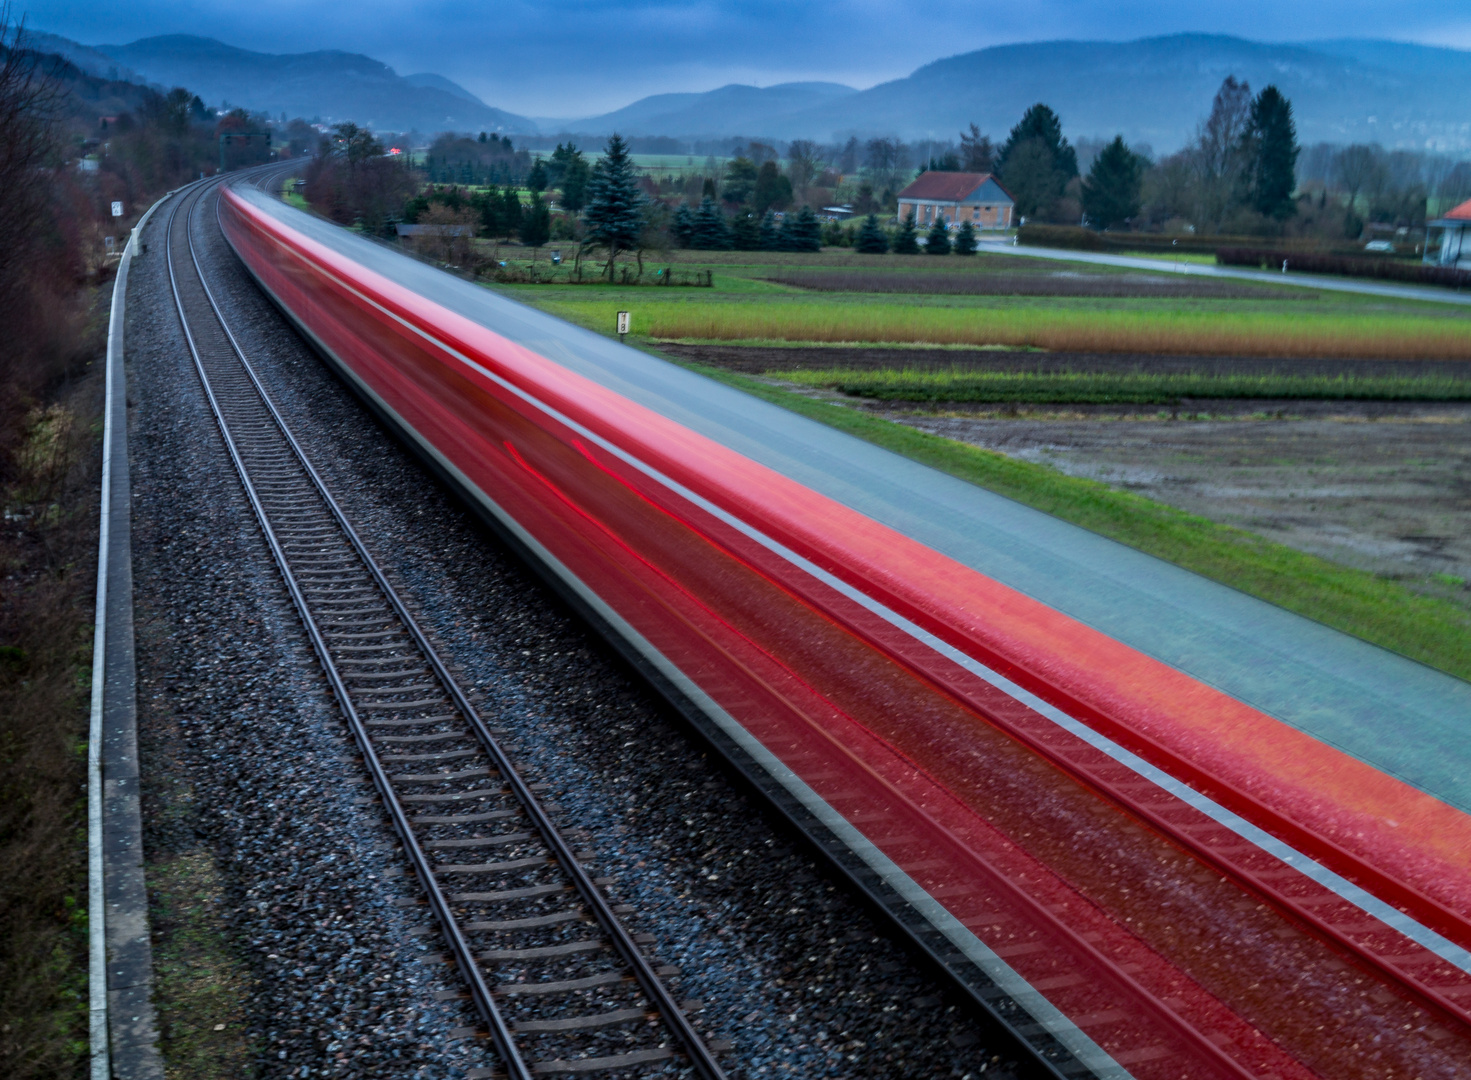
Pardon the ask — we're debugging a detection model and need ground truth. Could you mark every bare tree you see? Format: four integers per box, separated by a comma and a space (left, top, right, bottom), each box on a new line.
863, 137, 908, 196
959, 123, 995, 172
1334, 144, 1383, 217
1190, 75, 1253, 228
785, 139, 824, 203
0, 12, 61, 343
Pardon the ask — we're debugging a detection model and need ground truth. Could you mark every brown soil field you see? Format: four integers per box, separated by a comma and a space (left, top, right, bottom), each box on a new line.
761, 269, 1308, 300
890, 403, 1471, 594
667, 344, 1471, 606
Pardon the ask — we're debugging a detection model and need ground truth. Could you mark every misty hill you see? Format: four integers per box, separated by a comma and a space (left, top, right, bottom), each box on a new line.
26, 31, 142, 83
92, 35, 533, 134
403, 72, 485, 105
571, 35, 1471, 152
568, 81, 855, 139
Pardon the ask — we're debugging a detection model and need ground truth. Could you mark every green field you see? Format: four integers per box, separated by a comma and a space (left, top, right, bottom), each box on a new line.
773, 368, 1471, 404
541, 296, 1471, 359
510, 248, 1471, 360
490, 247, 1471, 679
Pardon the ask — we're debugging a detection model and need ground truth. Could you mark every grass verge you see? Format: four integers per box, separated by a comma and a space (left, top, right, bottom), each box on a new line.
148, 851, 255, 1080
774, 367, 1471, 404
672, 359, 1471, 681
538, 297, 1471, 361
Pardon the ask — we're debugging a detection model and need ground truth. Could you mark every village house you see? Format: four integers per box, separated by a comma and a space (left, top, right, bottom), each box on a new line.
1426, 197, 1471, 270
896, 171, 1015, 230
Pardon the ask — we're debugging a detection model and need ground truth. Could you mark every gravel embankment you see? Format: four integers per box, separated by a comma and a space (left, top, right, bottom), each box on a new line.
125, 185, 1019, 1079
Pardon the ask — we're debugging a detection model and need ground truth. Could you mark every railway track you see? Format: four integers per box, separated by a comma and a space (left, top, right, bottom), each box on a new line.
164, 175, 729, 1080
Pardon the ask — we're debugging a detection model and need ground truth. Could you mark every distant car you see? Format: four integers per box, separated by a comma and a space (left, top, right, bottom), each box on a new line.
1364, 239, 1395, 253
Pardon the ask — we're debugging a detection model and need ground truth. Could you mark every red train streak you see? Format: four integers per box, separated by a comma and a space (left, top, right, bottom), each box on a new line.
221, 187, 1471, 1078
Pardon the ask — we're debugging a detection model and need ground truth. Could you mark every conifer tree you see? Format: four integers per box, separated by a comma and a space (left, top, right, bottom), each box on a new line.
1081, 135, 1144, 230
854, 213, 889, 254
692, 196, 732, 249
582, 134, 646, 277
758, 210, 781, 250
519, 195, 551, 247
499, 186, 522, 239
732, 213, 760, 251
672, 203, 696, 248
474, 189, 500, 238
526, 158, 548, 194
1247, 86, 1299, 220
785, 206, 822, 252
952, 219, 977, 255
925, 213, 951, 254
893, 210, 920, 254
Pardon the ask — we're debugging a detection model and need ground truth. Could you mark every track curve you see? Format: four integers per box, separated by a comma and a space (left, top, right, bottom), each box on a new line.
212, 171, 1471, 1080
165, 174, 727, 1080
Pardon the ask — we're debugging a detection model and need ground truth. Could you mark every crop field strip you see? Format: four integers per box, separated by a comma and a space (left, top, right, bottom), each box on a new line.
535, 296, 1471, 361
767, 367, 1471, 404
165, 178, 728, 1080
759, 269, 1305, 300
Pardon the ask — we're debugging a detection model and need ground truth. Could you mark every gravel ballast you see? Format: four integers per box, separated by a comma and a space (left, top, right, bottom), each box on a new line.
124, 184, 1020, 1079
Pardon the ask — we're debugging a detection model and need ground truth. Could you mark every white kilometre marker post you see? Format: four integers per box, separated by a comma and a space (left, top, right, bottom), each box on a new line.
616, 310, 630, 343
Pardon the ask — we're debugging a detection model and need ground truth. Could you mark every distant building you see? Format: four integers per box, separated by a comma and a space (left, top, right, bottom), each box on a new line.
896, 172, 1014, 230
1426, 197, 1471, 269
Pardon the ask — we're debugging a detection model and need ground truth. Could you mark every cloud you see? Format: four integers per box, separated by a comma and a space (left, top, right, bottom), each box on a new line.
22, 0, 1471, 116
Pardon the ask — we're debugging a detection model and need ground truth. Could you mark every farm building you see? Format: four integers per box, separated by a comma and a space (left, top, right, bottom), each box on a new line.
896, 172, 1015, 230
1426, 197, 1471, 269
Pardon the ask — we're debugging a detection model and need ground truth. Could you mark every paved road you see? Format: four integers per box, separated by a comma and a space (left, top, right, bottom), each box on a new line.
977, 240, 1471, 307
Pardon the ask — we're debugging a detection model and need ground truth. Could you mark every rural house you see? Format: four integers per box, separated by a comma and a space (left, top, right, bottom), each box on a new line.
1426, 197, 1471, 270
896, 172, 1015, 230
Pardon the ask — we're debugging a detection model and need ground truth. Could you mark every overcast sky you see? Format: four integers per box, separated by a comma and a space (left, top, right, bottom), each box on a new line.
23, 1, 1471, 116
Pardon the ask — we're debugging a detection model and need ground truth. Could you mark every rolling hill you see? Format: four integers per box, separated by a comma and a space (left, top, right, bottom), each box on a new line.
566, 35, 1471, 152
92, 35, 534, 134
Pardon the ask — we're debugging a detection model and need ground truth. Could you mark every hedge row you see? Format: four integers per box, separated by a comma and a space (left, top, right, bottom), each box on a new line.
1216, 248, 1471, 288
1017, 224, 1269, 256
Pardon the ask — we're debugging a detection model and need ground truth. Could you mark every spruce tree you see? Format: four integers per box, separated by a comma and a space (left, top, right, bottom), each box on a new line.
526, 159, 549, 194
785, 206, 822, 252
732, 213, 760, 251
692, 196, 732, 250
854, 213, 889, 254
519, 195, 551, 247
997, 103, 1078, 220
499, 186, 522, 239
925, 214, 951, 255
952, 219, 977, 255
1081, 135, 1144, 230
672, 204, 696, 248
582, 134, 646, 277
893, 210, 920, 254
474, 190, 499, 238
1247, 86, 1299, 220
758, 210, 781, 250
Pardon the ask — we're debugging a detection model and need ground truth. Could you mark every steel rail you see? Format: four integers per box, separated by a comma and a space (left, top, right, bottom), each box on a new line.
165, 176, 726, 1080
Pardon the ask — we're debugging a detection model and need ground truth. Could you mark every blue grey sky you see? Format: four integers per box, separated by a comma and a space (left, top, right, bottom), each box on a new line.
23, 1, 1471, 116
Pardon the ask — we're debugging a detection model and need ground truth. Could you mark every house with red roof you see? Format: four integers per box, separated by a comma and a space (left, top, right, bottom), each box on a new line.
896, 171, 1015, 231
1426, 197, 1471, 269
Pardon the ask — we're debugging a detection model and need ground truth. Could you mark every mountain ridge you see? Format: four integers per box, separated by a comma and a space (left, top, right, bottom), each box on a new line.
89, 34, 533, 134
562, 34, 1471, 152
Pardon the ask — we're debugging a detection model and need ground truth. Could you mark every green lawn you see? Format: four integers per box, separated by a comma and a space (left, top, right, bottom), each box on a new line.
531, 294, 1471, 360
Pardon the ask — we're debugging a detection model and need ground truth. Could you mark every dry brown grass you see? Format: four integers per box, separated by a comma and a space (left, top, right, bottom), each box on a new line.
0, 370, 103, 1080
